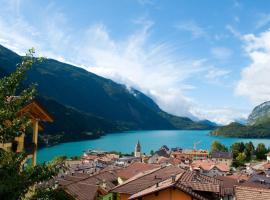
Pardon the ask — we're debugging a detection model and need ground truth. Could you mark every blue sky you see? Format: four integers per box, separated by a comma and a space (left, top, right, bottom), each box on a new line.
1, 0, 270, 124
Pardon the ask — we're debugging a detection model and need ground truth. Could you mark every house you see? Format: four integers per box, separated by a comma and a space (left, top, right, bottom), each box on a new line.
0, 99, 53, 166
248, 161, 270, 174
115, 157, 141, 166
216, 175, 244, 200
211, 151, 233, 166
234, 185, 270, 200
267, 152, 270, 162
191, 160, 230, 177
117, 162, 159, 184
111, 166, 224, 200
160, 145, 170, 154
241, 174, 270, 188
171, 149, 209, 161
148, 148, 170, 164
58, 170, 119, 200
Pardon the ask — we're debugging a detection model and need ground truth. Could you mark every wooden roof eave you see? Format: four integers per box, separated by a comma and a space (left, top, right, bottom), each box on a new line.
18, 100, 53, 123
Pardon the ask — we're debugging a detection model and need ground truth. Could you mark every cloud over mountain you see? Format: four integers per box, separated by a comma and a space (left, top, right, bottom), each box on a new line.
235, 29, 270, 105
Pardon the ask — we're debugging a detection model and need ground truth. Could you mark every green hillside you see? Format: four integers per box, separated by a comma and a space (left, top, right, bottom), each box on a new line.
210, 101, 270, 138
0, 44, 214, 146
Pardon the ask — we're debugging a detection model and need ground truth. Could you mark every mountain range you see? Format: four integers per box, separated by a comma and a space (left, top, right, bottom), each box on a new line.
0, 45, 214, 146
210, 101, 270, 138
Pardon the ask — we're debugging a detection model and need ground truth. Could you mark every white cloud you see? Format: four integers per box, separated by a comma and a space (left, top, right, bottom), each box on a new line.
256, 13, 270, 29
175, 21, 206, 38
205, 67, 231, 80
137, 0, 155, 5
191, 106, 248, 125
234, 16, 240, 23
235, 29, 270, 105
75, 21, 210, 117
226, 24, 241, 38
0, 1, 246, 124
211, 47, 233, 60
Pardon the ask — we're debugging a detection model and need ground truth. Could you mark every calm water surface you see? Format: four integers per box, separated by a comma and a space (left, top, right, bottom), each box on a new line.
37, 130, 270, 163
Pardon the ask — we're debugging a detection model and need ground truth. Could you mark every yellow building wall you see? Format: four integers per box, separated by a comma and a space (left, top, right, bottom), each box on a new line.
119, 188, 193, 200
119, 194, 130, 200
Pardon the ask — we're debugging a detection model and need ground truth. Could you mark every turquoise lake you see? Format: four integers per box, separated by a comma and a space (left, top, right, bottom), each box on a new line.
37, 130, 270, 163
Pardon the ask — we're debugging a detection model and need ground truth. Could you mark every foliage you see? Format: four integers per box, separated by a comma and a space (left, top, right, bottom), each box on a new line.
0, 48, 37, 143
210, 141, 228, 153
0, 50, 64, 199
0, 150, 63, 200
255, 143, 268, 160
235, 152, 246, 167
210, 121, 270, 138
244, 142, 255, 161
29, 188, 74, 200
230, 142, 245, 159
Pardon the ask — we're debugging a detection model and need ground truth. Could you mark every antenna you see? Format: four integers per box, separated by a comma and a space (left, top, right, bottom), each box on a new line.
193, 141, 201, 150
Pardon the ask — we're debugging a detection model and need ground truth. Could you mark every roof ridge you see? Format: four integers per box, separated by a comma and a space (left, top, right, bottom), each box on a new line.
128, 172, 184, 200
110, 167, 163, 191
60, 169, 117, 187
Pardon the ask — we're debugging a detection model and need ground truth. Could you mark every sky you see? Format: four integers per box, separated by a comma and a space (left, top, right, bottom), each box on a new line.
1, 0, 270, 124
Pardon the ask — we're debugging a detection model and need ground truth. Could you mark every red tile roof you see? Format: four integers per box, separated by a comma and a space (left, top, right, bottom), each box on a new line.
128, 170, 222, 200
235, 185, 270, 200
112, 166, 222, 200
112, 166, 184, 194
191, 160, 229, 172
117, 162, 159, 180
58, 170, 118, 200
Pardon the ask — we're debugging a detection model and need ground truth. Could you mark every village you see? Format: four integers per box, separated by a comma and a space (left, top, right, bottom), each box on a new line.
56, 141, 270, 200
1, 98, 269, 200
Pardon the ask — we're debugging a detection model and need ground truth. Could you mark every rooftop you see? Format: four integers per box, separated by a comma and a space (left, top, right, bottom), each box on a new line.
235, 185, 270, 200
112, 166, 222, 199
117, 162, 159, 180
212, 151, 233, 159
191, 160, 230, 172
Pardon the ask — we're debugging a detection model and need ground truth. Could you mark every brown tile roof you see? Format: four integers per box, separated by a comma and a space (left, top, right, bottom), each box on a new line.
191, 160, 229, 172
65, 182, 100, 200
216, 176, 240, 195
111, 166, 184, 194
128, 173, 182, 200
117, 162, 159, 180
58, 171, 118, 200
112, 166, 222, 200
235, 185, 270, 200
178, 171, 222, 194
128, 170, 222, 200
129, 173, 209, 200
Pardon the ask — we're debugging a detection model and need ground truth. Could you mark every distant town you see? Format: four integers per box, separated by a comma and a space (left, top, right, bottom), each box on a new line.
55, 140, 270, 200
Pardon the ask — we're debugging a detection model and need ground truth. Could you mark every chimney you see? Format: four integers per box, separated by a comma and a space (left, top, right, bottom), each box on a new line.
156, 182, 159, 187
171, 174, 176, 183
102, 179, 107, 189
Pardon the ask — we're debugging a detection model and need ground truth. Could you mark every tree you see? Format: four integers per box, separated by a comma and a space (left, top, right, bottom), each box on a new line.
230, 142, 245, 159
235, 152, 246, 167
244, 142, 254, 161
255, 143, 268, 160
0, 49, 37, 143
150, 150, 154, 156
0, 49, 64, 200
210, 141, 228, 153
